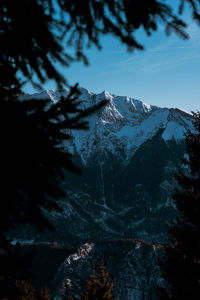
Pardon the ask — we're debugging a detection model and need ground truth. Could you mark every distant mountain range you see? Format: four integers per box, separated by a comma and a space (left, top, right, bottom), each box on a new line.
14, 87, 193, 246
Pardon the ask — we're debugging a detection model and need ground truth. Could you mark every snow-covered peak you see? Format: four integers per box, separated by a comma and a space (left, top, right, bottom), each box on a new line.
23, 87, 193, 164
98, 90, 113, 100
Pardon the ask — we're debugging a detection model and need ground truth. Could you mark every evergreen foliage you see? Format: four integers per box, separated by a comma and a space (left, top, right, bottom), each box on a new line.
1, 1, 200, 90
0, 242, 33, 300
0, 85, 106, 299
15, 280, 37, 300
81, 258, 114, 300
1, 1, 200, 239
39, 286, 51, 300
157, 112, 200, 299
1, 281, 52, 300
0, 85, 106, 234
1, 1, 200, 299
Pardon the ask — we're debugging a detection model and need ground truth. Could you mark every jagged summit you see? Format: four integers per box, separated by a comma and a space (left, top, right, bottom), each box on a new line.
21, 87, 193, 164
22, 86, 154, 111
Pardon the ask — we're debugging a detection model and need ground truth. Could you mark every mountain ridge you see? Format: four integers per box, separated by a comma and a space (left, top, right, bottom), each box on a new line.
12, 89, 194, 299
21, 87, 192, 165
11, 87, 194, 246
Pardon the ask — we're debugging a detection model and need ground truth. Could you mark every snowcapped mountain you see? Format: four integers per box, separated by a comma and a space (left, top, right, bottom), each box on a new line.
15, 87, 193, 245
13, 89, 194, 300
21, 87, 192, 164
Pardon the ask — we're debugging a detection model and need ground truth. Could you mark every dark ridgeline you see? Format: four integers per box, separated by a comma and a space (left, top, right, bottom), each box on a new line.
0, 0, 200, 299
157, 112, 200, 299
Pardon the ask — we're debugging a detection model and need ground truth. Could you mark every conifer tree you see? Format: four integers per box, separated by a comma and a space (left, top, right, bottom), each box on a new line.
39, 286, 51, 300
2, 281, 52, 300
0, 85, 106, 299
1, 1, 200, 239
15, 280, 37, 300
81, 259, 114, 300
157, 112, 200, 299
0, 242, 33, 300
1, 1, 200, 299
1, 1, 200, 91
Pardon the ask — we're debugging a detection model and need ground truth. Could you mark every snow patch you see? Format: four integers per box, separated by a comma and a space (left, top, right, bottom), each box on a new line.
162, 121, 186, 141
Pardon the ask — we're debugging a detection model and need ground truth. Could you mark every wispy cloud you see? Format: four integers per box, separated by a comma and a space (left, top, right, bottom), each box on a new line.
103, 18, 200, 76
139, 51, 200, 73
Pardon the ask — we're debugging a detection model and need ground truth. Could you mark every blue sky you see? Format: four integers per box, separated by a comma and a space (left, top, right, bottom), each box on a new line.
24, 2, 200, 112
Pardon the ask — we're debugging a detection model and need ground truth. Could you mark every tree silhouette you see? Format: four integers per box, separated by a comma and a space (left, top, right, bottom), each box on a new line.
1, 0, 200, 240
0, 85, 106, 234
81, 258, 114, 300
0, 84, 106, 299
15, 280, 37, 300
0, 242, 34, 300
1, 0, 200, 91
39, 286, 51, 300
1, 280, 52, 300
1, 0, 200, 299
157, 112, 200, 299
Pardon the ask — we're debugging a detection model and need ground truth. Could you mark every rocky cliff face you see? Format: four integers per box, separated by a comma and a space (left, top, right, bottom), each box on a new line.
53, 239, 163, 300
14, 88, 193, 246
